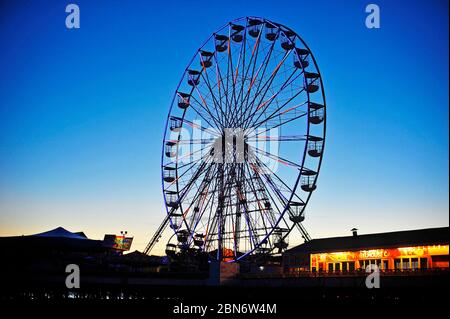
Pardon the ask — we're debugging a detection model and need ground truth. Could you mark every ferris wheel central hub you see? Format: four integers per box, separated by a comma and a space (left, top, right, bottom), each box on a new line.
210, 128, 251, 164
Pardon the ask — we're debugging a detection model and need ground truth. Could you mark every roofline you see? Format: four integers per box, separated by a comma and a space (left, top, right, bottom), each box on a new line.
285, 226, 449, 254
312, 226, 449, 242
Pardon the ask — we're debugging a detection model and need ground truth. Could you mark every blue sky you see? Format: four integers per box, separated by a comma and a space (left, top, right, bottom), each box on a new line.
0, 0, 448, 254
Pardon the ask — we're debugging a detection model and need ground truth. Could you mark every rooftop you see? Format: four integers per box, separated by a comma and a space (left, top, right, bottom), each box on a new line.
285, 227, 449, 255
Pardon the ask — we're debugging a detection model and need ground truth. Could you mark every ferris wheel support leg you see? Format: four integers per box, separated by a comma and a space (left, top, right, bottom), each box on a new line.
143, 214, 171, 255
296, 222, 312, 242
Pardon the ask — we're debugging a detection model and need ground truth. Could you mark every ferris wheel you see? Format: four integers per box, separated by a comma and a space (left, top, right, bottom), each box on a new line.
144, 17, 326, 262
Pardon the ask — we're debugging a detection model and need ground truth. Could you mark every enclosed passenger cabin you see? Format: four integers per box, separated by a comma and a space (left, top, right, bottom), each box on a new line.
281, 30, 295, 50
165, 190, 179, 208
248, 18, 263, 38
200, 50, 214, 68
231, 24, 245, 42
256, 247, 272, 255
177, 92, 190, 109
307, 136, 324, 157
215, 34, 229, 52
288, 201, 306, 223
265, 22, 278, 41
187, 69, 201, 86
165, 140, 178, 158
273, 227, 289, 253
163, 166, 176, 183
301, 170, 317, 192
169, 212, 183, 230
165, 243, 177, 256
304, 72, 320, 93
177, 229, 190, 243
194, 233, 205, 247
169, 116, 182, 132
294, 47, 310, 69
309, 102, 325, 124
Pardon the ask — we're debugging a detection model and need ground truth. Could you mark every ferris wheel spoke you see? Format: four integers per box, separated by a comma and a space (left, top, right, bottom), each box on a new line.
235, 34, 280, 128
241, 49, 294, 129
236, 31, 248, 131
189, 86, 223, 129
236, 170, 262, 250
165, 142, 213, 168
187, 99, 221, 130
225, 31, 235, 121
240, 163, 275, 232
245, 67, 302, 129
164, 163, 201, 191
254, 157, 304, 204
175, 139, 215, 145
183, 164, 216, 232
189, 173, 217, 232
235, 27, 249, 120
199, 68, 227, 127
196, 187, 216, 229
237, 39, 286, 127
231, 27, 266, 128
175, 116, 221, 137
247, 111, 308, 139
239, 202, 259, 251
231, 25, 263, 126
178, 164, 212, 196
250, 87, 307, 130
212, 52, 230, 126
253, 163, 295, 234
245, 162, 294, 246
246, 165, 280, 214
251, 162, 288, 207
226, 26, 249, 128
177, 158, 213, 199
244, 166, 288, 243
202, 172, 221, 250
188, 76, 226, 129
221, 33, 234, 126
227, 28, 250, 128
247, 134, 307, 142
173, 159, 209, 190
250, 145, 302, 169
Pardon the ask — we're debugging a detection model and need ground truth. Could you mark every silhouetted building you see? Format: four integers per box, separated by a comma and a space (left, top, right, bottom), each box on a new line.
283, 227, 449, 273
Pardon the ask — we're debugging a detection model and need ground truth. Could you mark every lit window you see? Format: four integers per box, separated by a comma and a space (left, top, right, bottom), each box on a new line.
411, 258, 419, 269
348, 261, 355, 271
402, 258, 410, 269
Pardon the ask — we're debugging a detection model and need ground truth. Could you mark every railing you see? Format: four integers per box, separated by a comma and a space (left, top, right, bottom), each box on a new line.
240, 267, 449, 279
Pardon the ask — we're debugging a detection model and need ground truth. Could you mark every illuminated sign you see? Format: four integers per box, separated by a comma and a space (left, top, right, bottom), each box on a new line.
307, 244, 448, 272
398, 247, 424, 256
103, 234, 133, 251
310, 245, 448, 265
359, 249, 389, 259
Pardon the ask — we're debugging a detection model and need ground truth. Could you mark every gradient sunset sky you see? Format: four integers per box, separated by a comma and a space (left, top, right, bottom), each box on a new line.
0, 0, 448, 255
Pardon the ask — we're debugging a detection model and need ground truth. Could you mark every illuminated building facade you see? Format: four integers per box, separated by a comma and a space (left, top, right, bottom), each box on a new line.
283, 227, 449, 273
